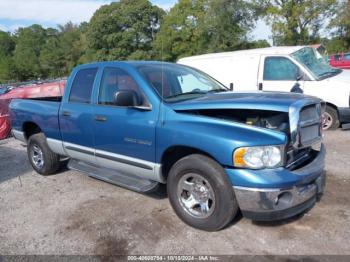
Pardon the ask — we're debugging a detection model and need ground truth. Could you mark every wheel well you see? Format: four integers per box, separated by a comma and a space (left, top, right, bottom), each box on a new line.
161, 146, 216, 181
23, 122, 41, 140
325, 102, 339, 116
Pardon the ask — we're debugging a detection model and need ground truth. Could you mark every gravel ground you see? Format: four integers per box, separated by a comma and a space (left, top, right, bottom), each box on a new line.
0, 131, 349, 255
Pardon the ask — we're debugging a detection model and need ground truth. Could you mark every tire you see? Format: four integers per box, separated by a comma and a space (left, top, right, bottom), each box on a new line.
323, 106, 339, 130
167, 154, 238, 231
27, 133, 60, 175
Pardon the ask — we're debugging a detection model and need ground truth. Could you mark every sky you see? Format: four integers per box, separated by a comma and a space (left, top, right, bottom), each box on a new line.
0, 0, 272, 42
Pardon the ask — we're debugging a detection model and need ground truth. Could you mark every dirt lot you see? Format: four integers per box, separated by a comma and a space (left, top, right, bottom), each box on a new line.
0, 131, 349, 255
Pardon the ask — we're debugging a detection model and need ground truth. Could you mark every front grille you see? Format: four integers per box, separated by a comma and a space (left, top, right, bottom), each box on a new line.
287, 103, 322, 170
299, 104, 322, 147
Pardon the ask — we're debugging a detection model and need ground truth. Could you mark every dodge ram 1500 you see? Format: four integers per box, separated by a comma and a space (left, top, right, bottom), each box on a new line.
10, 61, 326, 231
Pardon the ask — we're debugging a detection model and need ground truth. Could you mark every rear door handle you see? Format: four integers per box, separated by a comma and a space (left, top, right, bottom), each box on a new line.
62, 111, 71, 117
95, 115, 107, 122
258, 83, 263, 91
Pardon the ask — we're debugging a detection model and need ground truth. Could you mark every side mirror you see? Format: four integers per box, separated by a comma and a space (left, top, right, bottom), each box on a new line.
290, 82, 303, 94
229, 83, 234, 91
114, 90, 141, 107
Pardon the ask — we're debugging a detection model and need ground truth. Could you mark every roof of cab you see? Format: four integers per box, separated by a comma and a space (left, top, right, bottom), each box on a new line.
74, 60, 175, 69
178, 46, 307, 62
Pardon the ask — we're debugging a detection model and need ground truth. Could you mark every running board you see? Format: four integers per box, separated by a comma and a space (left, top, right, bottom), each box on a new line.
68, 159, 159, 193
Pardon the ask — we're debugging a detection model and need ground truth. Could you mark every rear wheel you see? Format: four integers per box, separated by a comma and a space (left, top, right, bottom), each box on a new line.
27, 133, 60, 175
167, 154, 238, 231
322, 106, 339, 130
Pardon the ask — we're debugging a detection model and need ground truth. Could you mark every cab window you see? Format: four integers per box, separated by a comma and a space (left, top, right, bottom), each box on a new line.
99, 67, 145, 106
69, 68, 98, 103
264, 57, 299, 81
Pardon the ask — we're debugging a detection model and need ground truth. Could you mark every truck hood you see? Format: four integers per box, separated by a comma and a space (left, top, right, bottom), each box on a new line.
324, 69, 350, 84
170, 91, 319, 112
170, 91, 323, 149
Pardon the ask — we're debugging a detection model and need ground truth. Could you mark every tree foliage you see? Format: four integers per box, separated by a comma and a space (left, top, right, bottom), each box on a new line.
154, 0, 257, 61
87, 0, 165, 61
255, 0, 338, 46
326, 0, 350, 52
0, 0, 349, 84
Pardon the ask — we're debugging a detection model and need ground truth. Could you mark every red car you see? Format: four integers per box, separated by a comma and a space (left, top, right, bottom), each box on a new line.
329, 53, 350, 69
0, 79, 66, 140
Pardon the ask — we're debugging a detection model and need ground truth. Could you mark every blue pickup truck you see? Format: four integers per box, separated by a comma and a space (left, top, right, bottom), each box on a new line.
10, 61, 326, 231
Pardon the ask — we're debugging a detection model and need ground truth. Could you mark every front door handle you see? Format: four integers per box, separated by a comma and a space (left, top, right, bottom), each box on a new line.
62, 111, 71, 117
258, 83, 263, 91
95, 115, 107, 122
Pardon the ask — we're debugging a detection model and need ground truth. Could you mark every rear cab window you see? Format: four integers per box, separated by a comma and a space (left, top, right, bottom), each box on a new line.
69, 68, 98, 103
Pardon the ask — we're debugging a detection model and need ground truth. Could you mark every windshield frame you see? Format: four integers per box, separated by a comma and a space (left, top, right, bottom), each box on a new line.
136, 63, 228, 103
291, 47, 342, 81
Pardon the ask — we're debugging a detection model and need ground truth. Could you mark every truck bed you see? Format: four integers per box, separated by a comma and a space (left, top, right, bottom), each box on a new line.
9, 98, 62, 141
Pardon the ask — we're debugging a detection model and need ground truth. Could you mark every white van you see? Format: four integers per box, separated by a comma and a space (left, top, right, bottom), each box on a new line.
178, 46, 350, 130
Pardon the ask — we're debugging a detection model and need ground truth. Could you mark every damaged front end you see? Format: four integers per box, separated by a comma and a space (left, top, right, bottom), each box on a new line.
175, 98, 325, 171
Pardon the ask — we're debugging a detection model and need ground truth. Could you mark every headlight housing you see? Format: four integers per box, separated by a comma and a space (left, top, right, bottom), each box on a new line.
233, 146, 284, 169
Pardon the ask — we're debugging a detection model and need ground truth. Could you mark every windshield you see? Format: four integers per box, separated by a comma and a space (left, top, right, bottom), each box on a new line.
137, 63, 227, 102
292, 47, 342, 80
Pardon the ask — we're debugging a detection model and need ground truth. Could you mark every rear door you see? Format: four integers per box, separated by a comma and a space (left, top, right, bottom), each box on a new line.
59, 67, 99, 164
258, 55, 305, 92
91, 66, 159, 180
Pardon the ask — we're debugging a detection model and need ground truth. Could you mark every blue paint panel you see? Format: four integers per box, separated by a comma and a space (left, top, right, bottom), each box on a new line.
9, 99, 61, 140
155, 106, 286, 166
90, 64, 159, 162
59, 102, 95, 148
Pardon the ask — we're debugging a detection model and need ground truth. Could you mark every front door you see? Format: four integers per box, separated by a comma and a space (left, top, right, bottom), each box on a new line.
92, 66, 159, 180
258, 55, 305, 93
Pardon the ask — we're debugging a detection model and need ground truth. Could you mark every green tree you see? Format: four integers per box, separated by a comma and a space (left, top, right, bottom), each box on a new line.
255, 0, 338, 46
204, 0, 256, 52
0, 30, 16, 83
58, 22, 86, 73
0, 56, 15, 83
154, 0, 256, 61
327, 0, 350, 52
13, 24, 47, 80
0, 31, 15, 57
39, 28, 64, 78
87, 0, 165, 61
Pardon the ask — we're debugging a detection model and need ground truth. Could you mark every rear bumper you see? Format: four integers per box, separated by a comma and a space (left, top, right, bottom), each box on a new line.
227, 145, 326, 221
338, 107, 350, 123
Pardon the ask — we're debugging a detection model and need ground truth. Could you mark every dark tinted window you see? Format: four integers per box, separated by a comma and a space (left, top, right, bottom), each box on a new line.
69, 68, 98, 103
99, 67, 143, 106
264, 57, 299, 81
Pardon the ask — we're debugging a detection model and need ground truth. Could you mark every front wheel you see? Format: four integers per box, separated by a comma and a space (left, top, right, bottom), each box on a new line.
322, 106, 339, 130
27, 133, 60, 175
167, 154, 238, 231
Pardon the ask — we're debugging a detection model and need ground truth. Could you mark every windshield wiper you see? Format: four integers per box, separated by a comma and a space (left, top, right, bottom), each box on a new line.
207, 88, 229, 93
166, 88, 228, 100
166, 90, 207, 99
318, 71, 338, 78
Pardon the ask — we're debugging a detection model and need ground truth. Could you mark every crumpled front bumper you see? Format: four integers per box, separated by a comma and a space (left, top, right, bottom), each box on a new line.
226, 144, 326, 221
